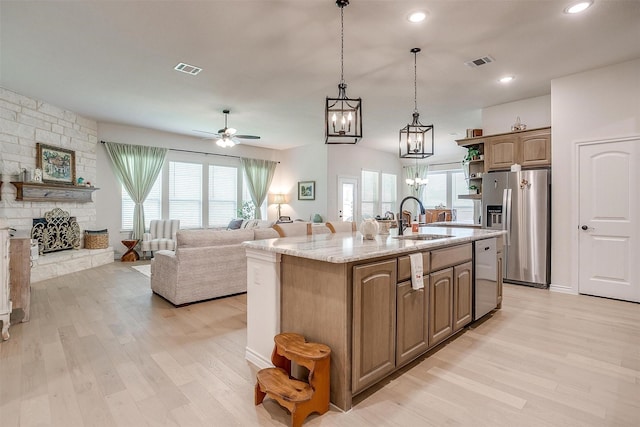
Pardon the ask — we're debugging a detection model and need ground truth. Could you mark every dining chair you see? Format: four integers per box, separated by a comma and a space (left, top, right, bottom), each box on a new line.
272, 222, 312, 237
325, 221, 357, 234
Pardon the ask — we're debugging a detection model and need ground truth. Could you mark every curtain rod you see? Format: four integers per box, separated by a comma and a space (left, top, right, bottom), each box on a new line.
100, 141, 279, 163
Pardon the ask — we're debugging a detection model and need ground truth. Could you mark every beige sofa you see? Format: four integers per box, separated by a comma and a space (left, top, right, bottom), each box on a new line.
150, 227, 279, 305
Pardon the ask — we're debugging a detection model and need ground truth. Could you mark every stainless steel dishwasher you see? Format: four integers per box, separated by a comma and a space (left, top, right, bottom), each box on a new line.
474, 237, 498, 320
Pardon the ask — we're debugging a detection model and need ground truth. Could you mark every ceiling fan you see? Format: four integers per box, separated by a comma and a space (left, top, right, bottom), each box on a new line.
195, 109, 261, 147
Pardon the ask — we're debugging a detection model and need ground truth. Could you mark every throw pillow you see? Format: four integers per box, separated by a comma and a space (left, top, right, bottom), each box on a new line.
242, 219, 260, 229
227, 219, 244, 230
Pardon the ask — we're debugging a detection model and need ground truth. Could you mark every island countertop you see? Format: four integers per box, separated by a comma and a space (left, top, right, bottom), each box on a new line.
242, 226, 505, 263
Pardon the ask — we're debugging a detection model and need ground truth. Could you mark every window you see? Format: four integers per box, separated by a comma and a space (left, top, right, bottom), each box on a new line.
423, 172, 447, 208
381, 173, 397, 216
121, 175, 161, 231
209, 165, 238, 226
361, 169, 397, 220
169, 161, 202, 228
361, 170, 378, 220
120, 154, 264, 230
452, 171, 474, 223
424, 167, 474, 223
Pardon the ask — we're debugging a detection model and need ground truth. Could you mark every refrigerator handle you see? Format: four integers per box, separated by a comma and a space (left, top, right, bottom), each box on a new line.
503, 188, 512, 246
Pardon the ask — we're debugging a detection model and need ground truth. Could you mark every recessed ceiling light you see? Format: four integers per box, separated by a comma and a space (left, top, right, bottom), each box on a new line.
499, 76, 515, 83
408, 11, 427, 23
564, 1, 593, 14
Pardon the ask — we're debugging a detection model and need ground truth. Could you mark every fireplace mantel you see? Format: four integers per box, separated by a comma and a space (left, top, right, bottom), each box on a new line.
11, 182, 98, 203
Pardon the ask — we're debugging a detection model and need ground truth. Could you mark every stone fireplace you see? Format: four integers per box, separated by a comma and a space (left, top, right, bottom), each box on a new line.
31, 208, 81, 255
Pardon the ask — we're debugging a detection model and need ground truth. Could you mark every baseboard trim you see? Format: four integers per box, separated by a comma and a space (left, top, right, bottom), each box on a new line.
549, 284, 577, 294
245, 347, 272, 369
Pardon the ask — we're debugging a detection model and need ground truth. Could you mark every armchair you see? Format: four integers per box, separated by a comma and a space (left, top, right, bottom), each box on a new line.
141, 219, 180, 259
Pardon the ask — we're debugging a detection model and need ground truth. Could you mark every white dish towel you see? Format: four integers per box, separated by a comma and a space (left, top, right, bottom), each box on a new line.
409, 253, 424, 290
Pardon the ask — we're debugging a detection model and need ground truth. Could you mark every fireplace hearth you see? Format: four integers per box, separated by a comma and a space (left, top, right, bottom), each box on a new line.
31, 208, 81, 255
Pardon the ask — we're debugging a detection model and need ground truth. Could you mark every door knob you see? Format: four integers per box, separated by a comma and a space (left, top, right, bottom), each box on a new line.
581, 225, 588, 230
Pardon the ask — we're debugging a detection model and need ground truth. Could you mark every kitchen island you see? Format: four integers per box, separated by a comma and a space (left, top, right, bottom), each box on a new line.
243, 227, 505, 411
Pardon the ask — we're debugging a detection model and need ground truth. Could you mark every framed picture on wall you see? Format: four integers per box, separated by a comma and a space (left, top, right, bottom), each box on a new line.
298, 181, 315, 200
36, 143, 76, 184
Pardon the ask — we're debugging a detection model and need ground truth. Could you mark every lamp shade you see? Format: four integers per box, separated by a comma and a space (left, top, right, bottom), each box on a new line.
272, 193, 286, 204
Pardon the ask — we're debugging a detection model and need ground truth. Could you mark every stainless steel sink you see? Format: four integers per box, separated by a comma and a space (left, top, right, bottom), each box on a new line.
393, 234, 453, 241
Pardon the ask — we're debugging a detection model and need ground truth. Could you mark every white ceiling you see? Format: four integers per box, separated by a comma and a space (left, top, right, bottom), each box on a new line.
2, 1, 639, 161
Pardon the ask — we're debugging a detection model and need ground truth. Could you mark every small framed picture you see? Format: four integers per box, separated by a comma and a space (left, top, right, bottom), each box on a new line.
36, 143, 76, 184
298, 181, 315, 200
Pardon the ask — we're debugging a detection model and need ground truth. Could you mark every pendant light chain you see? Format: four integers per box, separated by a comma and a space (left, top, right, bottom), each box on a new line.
340, 6, 345, 85
413, 49, 418, 113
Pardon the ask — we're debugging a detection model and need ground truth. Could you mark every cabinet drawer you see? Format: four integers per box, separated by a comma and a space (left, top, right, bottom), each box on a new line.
430, 244, 472, 271
398, 252, 430, 282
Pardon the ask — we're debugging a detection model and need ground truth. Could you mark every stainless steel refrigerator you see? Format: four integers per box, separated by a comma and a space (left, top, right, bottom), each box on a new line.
482, 169, 551, 288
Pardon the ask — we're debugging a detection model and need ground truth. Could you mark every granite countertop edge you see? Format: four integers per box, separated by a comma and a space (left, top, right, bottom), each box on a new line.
243, 228, 506, 264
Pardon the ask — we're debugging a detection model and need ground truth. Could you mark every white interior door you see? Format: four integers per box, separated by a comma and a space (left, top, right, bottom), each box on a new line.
578, 137, 639, 302
337, 176, 358, 222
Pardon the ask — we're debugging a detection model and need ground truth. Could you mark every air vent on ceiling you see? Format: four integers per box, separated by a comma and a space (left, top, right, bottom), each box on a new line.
174, 62, 202, 75
464, 55, 495, 68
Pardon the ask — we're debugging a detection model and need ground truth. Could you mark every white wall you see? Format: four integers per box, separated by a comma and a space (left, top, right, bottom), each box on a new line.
0, 88, 98, 238
551, 58, 640, 293
275, 144, 327, 222
97, 122, 280, 252
482, 95, 551, 135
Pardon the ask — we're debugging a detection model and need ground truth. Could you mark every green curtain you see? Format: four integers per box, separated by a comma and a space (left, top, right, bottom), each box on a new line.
405, 163, 429, 197
241, 158, 278, 220
104, 141, 167, 239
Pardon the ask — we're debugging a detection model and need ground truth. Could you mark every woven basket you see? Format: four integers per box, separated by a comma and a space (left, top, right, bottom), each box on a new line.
84, 232, 109, 249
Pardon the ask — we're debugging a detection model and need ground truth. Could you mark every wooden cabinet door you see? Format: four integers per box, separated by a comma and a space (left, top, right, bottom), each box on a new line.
352, 259, 397, 393
396, 280, 429, 367
453, 261, 473, 332
428, 268, 454, 347
486, 135, 518, 171
519, 129, 551, 167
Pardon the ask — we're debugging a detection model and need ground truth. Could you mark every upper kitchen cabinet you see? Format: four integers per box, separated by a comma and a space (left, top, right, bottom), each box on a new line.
518, 128, 552, 168
457, 127, 551, 172
484, 134, 517, 171
485, 127, 551, 171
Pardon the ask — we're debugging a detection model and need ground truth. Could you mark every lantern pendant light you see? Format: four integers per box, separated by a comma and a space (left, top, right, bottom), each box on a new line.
325, 0, 362, 144
399, 48, 434, 158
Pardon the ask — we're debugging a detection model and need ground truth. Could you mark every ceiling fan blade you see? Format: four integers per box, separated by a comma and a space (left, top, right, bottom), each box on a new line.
193, 129, 221, 136
234, 135, 261, 140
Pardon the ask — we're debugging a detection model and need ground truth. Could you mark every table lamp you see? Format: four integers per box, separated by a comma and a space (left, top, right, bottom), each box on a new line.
273, 193, 286, 218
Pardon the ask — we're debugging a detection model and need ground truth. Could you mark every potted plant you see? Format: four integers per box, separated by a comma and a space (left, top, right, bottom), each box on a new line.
468, 184, 479, 194
464, 145, 481, 162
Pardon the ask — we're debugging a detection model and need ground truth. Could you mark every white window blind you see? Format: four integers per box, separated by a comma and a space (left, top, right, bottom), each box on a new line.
361, 170, 379, 219
381, 173, 397, 216
424, 172, 447, 208
121, 176, 161, 231
209, 165, 237, 226
452, 171, 474, 222
425, 168, 474, 222
169, 161, 202, 228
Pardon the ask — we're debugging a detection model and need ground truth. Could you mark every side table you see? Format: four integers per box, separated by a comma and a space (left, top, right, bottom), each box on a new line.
121, 239, 140, 262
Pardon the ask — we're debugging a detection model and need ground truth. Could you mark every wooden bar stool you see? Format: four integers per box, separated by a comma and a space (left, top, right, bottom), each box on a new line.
255, 332, 331, 427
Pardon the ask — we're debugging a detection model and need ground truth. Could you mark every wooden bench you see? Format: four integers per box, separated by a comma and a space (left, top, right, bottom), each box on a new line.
255, 332, 331, 427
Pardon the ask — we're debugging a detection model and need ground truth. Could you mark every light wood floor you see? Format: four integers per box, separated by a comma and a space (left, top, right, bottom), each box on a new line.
1, 261, 638, 427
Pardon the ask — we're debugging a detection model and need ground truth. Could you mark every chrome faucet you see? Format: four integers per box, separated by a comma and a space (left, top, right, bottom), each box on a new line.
397, 196, 426, 235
